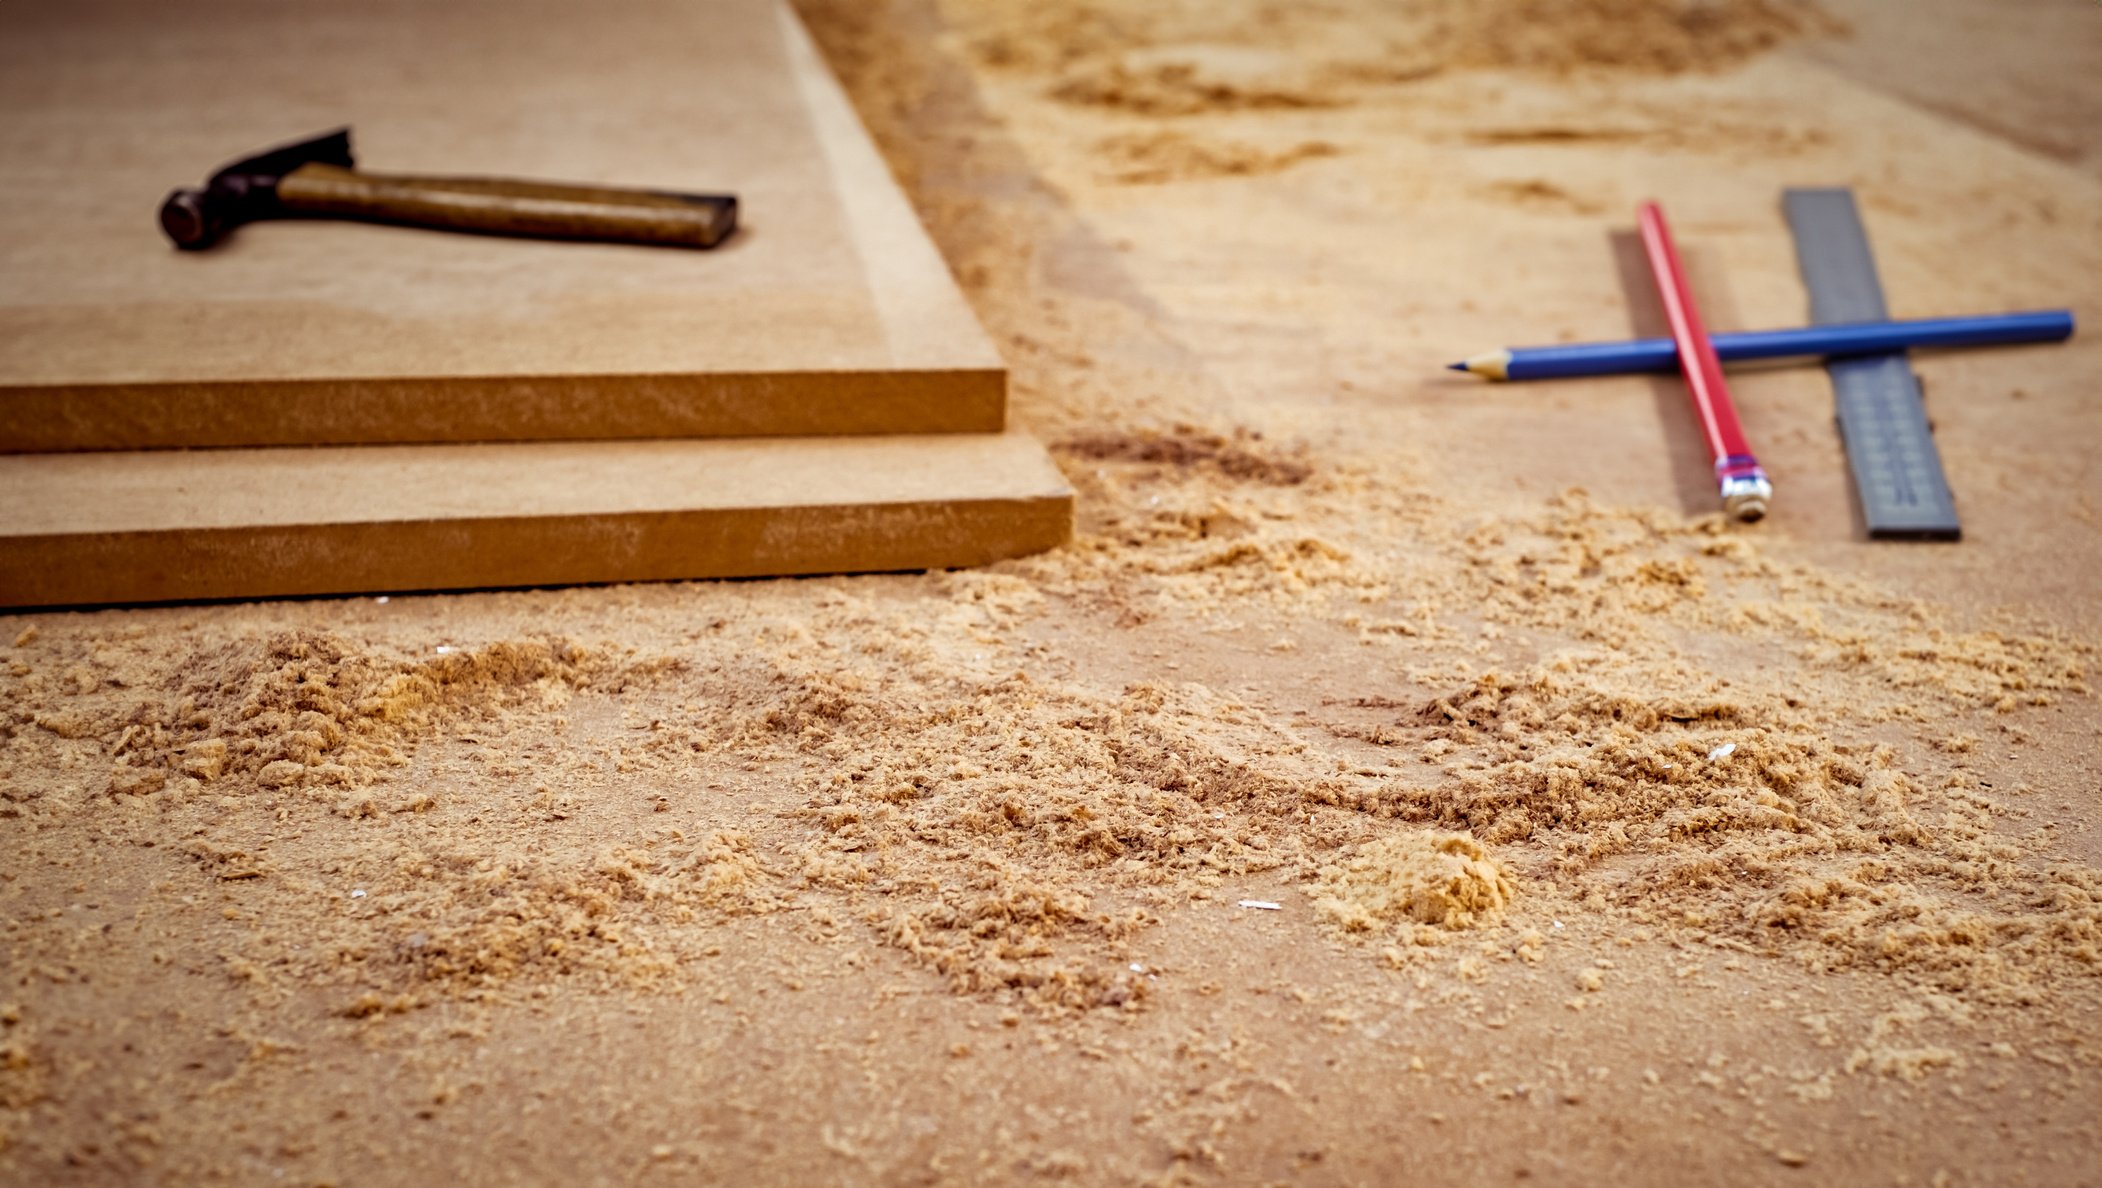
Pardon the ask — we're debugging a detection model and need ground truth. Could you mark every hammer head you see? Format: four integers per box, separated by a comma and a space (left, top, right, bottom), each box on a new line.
159, 129, 355, 250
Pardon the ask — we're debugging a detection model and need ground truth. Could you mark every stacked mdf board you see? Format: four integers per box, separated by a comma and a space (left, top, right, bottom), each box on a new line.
0, 0, 1006, 448
0, 437, 1073, 607
0, 0, 1071, 607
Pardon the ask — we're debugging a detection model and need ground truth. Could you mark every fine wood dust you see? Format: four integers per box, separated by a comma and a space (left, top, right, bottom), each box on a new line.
1050, 46, 1347, 117
1479, 177, 1609, 217
11, 487, 2085, 1022
1092, 131, 1341, 185
957, 0, 1839, 123
2, 629, 746, 1002
1436, 0, 1840, 75
816, 0, 2090, 1030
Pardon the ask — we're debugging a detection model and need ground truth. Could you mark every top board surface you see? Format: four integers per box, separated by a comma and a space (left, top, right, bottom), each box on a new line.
0, 0, 1004, 449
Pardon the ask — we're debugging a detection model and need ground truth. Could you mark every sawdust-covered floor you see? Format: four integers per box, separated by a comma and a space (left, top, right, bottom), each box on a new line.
4, 0, 2101, 1183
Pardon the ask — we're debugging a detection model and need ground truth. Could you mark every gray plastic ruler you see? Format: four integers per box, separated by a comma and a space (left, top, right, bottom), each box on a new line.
1782, 188, 1962, 540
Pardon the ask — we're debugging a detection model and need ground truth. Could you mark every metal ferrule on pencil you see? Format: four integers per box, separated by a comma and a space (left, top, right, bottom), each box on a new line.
1716, 457, 1772, 522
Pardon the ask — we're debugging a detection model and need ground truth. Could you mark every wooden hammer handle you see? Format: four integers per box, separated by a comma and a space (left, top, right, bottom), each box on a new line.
275, 162, 736, 248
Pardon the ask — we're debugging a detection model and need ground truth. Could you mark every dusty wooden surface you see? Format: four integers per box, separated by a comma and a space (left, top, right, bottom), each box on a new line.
1, 1, 2098, 1185
0, 0, 1002, 448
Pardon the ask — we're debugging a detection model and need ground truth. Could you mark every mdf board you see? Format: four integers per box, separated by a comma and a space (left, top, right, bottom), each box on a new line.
0, 0, 1004, 451
0, 434, 1073, 607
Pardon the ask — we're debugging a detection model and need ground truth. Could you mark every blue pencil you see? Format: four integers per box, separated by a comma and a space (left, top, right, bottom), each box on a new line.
1448, 309, 2074, 381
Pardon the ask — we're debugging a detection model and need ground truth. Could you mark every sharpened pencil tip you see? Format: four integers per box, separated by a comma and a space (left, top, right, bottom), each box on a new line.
1446, 361, 1467, 372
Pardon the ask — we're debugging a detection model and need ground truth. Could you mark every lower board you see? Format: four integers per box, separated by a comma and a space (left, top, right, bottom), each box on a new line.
0, 433, 1072, 607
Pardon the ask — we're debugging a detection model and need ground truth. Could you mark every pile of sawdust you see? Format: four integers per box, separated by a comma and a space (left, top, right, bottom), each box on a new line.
963, 1, 1135, 75
950, 0, 1834, 130
1050, 45, 1342, 116
1434, 0, 1837, 75
1033, 427, 1394, 613
1315, 656, 2102, 999
1057, 425, 1313, 486
1092, 130, 1339, 185
30, 629, 649, 803
707, 606, 1358, 1008
0, 628, 732, 1002
321, 826, 776, 998
1314, 831, 1515, 936
1454, 491, 2092, 710
1010, 431, 2097, 1004
1480, 178, 1606, 216
0, 1013, 41, 1113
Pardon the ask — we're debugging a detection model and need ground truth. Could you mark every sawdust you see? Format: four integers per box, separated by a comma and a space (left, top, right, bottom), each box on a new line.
1314, 831, 1515, 936
1000, 436, 2099, 1002
1453, 108, 1832, 157
27, 628, 646, 800
960, 0, 1837, 127
1480, 178, 1607, 217
0, 1012, 41, 1115
1050, 45, 1345, 116
0, 629, 743, 1001
1436, 0, 1839, 76
1334, 659, 2102, 999
24, 478, 2090, 1019
963, 2, 1135, 75
3, 0, 2100, 1179
712, 587, 1353, 1008
1843, 995, 1972, 1080
24, 469, 2069, 1017
1056, 424, 1313, 486
1093, 131, 1340, 185
748, 10, 2102, 1004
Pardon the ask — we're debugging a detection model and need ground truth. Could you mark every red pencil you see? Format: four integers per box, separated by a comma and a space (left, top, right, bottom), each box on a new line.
1636, 202, 1772, 522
